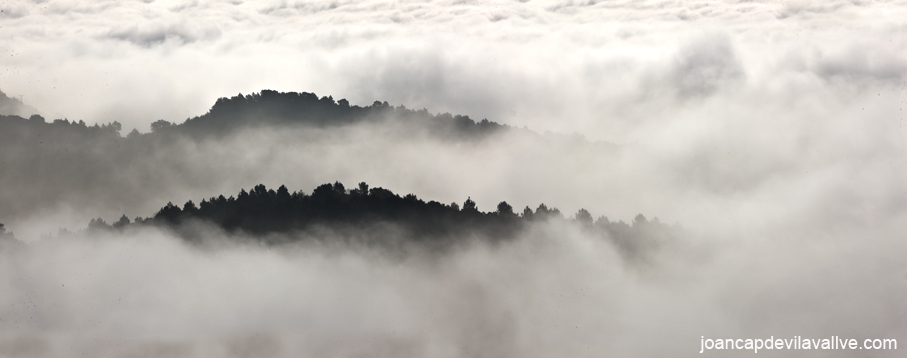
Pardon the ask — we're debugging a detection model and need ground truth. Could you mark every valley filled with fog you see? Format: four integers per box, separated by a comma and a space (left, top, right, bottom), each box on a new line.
1, 0, 906, 357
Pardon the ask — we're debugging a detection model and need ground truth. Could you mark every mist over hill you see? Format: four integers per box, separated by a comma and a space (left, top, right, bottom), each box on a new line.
0, 90, 38, 118
0, 88, 701, 358
0, 89, 621, 238
2, 1, 907, 356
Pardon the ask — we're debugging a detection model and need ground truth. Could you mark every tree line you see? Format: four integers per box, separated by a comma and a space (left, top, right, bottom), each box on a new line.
1, 89, 510, 142
86, 182, 683, 256
144, 89, 512, 139
0, 90, 530, 224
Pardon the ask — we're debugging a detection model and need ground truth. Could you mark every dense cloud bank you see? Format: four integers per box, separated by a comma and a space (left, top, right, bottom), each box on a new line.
0, 0, 904, 139
1, 0, 906, 356
1, 220, 904, 358
0, 225, 673, 358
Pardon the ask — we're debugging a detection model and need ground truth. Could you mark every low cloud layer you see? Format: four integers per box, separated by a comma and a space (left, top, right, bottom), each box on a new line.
0, 215, 907, 357
1, 218, 904, 358
0, 0, 905, 140
1, 0, 906, 356
0, 95, 904, 355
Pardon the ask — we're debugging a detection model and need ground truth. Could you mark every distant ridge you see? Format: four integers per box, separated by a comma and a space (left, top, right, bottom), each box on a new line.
0, 89, 610, 225
150, 89, 513, 139
0, 89, 39, 118
0, 89, 604, 144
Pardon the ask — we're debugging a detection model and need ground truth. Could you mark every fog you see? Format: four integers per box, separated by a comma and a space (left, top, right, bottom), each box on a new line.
1, 215, 904, 357
1, 99, 904, 356
2, 1, 906, 141
4, 99, 906, 244
2, 0, 907, 356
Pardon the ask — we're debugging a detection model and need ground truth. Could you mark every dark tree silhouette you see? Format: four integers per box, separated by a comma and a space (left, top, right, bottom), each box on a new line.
521, 206, 534, 220
0, 88, 618, 225
496, 201, 515, 217
463, 197, 478, 212
88, 218, 109, 230
575, 208, 593, 225
113, 215, 131, 229
149, 89, 517, 139
82, 182, 685, 260
150, 119, 174, 133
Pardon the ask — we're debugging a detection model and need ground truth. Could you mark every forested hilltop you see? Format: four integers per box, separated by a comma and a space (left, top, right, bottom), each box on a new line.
83, 182, 682, 257
152, 90, 513, 139
0, 89, 617, 237
0, 89, 568, 222
0, 89, 516, 146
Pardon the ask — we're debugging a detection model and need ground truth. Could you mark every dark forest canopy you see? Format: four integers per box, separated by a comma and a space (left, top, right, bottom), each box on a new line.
0, 89, 614, 225
85, 182, 682, 257
0, 113, 123, 139
0, 89, 611, 150
149, 89, 514, 139
0, 89, 510, 141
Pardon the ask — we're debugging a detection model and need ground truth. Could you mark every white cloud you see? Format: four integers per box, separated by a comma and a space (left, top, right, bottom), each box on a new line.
1, 0, 907, 354
103, 22, 223, 47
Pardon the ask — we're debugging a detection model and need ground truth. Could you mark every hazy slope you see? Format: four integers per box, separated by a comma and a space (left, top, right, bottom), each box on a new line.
0, 91, 621, 240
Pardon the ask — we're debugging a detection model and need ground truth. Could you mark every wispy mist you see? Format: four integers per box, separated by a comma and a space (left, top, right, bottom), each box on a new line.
1, 0, 906, 356
2, 216, 904, 357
